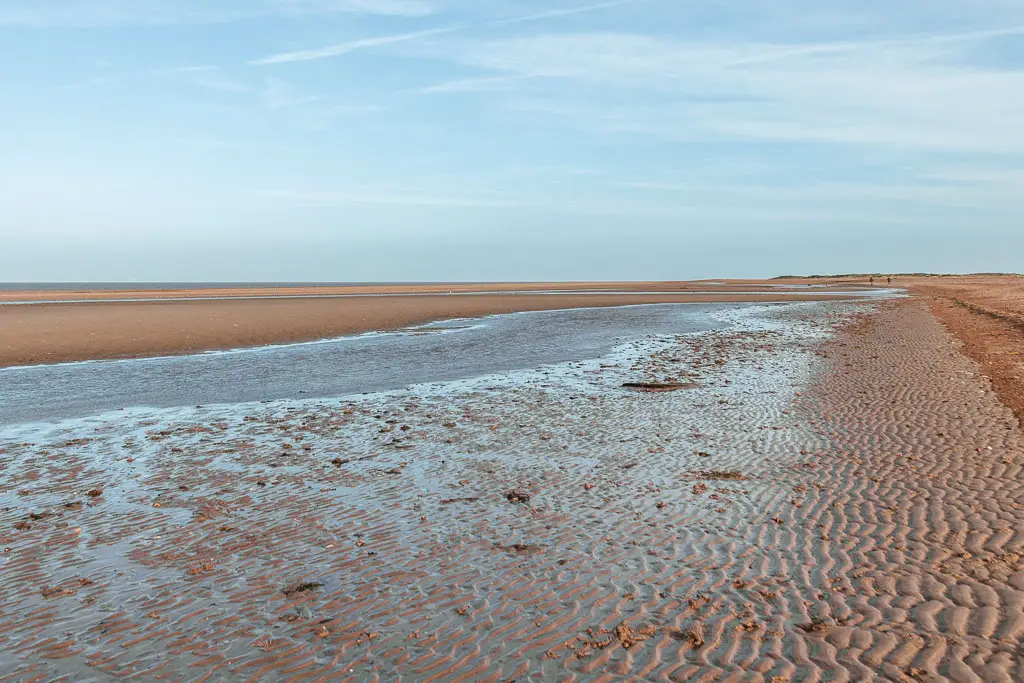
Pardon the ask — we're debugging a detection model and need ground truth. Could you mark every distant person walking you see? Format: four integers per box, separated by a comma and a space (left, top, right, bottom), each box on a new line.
887, 276, 892, 285
869, 276, 874, 285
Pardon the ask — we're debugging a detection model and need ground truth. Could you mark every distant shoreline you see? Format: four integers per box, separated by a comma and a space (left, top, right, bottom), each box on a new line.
0, 279, 866, 303
0, 281, 866, 367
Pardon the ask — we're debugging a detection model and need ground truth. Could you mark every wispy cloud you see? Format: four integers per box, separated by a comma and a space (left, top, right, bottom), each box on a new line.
0, 0, 433, 27
155, 66, 218, 74
267, 0, 433, 18
250, 25, 460, 65
256, 188, 523, 208
416, 25, 1024, 153
415, 74, 535, 94
489, 0, 642, 26
921, 167, 1024, 187
157, 66, 253, 94
260, 78, 323, 108
252, 184, 935, 222
613, 177, 1024, 209
56, 75, 119, 90
249, 1, 645, 69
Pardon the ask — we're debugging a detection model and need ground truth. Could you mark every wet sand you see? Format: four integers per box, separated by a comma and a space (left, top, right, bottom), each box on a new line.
2, 297, 1021, 680
0, 280, 854, 303
0, 289, 863, 368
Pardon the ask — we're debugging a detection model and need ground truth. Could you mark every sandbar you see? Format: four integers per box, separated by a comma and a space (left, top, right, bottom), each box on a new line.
0, 284, 863, 367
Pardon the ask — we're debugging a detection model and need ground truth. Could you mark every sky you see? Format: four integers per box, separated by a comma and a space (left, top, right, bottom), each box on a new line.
2, 0, 1023, 281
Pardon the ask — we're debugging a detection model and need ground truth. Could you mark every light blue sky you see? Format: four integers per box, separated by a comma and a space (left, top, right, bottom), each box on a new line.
2, 0, 1023, 281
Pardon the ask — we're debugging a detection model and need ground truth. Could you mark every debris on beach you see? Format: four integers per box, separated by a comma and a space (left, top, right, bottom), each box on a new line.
797, 617, 832, 635
282, 581, 324, 597
667, 622, 705, 648
688, 470, 747, 481
494, 543, 546, 554
614, 621, 657, 648
622, 382, 700, 392
40, 586, 74, 599
505, 488, 531, 503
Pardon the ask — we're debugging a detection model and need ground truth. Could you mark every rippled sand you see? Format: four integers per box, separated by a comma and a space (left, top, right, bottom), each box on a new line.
1, 299, 1021, 681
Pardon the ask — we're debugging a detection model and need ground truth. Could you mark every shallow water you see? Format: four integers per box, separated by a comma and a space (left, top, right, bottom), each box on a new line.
0, 302, 741, 425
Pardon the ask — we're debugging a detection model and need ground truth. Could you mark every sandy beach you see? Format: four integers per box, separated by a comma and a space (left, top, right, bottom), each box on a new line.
1, 287, 1022, 681
0, 283, 866, 367
787, 273, 1024, 422
905, 276, 1024, 422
